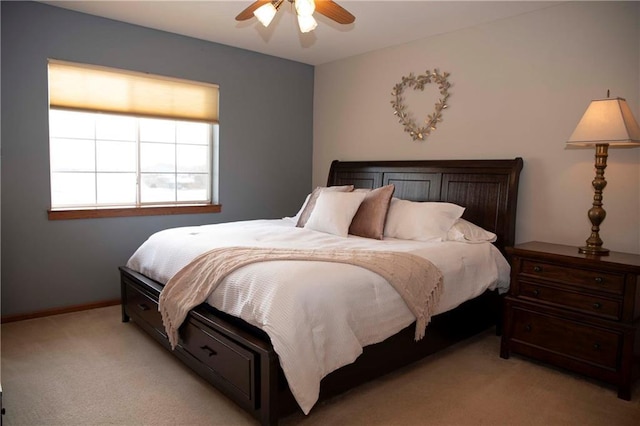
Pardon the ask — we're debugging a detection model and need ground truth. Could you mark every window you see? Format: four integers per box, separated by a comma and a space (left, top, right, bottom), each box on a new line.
47, 60, 220, 219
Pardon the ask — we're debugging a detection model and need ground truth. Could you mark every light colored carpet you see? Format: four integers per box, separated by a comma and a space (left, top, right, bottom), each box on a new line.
1, 306, 638, 425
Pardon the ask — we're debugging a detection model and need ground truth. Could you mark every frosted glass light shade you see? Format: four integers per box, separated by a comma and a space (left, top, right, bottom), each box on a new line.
295, 0, 316, 16
254, 3, 277, 27
567, 97, 640, 147
297, 14, 317, 33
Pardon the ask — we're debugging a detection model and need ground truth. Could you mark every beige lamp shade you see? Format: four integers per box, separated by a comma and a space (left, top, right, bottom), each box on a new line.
567, 97, 640, 147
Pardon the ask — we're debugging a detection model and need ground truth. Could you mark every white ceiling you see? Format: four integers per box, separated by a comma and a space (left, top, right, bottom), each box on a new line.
41, 1, 560, 66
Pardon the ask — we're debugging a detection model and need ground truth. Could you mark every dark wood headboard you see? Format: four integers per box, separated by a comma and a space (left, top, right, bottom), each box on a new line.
327, 158, 524, 252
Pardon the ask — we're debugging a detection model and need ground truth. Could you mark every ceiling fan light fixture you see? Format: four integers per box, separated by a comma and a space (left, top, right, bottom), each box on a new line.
254, 2, 277, 27
297, 13, 317, 33
237, 0, 354, 32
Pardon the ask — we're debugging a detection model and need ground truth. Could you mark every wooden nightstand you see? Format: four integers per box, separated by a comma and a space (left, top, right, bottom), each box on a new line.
500, 241, 640, 400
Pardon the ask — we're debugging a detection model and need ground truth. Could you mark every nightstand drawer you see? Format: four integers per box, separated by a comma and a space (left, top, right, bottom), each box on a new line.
518, 281, 622, 321
520, 260, 624, 295
511, 308, 621, 370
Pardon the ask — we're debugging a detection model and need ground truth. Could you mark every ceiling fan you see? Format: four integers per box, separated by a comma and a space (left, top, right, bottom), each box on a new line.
236, 0, 355, 33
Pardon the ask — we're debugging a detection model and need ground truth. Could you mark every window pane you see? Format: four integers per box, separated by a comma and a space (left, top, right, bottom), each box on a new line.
49, 107, 214, 209
140, 117, 175, 143
177, 174, 209, 202
51, 172, 96, 206
141, 173, 176, 203
96, 114, 136, 141
49, 109, 94, 139
140, 142, 175, 172
177, 144, 208, 173
96, 141, 136, 172
97, 173, 136, 204
177, 121, 209, 145
50, 138, 95, 172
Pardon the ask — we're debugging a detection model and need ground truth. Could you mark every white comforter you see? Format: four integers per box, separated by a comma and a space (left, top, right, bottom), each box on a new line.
127, 218, 510, 414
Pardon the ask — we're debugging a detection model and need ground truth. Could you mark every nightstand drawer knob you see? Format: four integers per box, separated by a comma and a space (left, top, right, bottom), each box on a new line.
594, 277, 604, 284
532, 289, 539, 297
593, 343, 601, 350
592, 303, 602, 309
533, 266, 543, 273
525, 324, 532, 332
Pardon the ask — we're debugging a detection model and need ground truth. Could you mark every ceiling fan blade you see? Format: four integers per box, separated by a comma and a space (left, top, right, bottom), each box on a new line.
315, 0, 355, 24
235, 0, 272, 21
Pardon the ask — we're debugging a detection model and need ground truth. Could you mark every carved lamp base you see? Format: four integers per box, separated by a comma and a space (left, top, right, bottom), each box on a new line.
580, 143, 610, 256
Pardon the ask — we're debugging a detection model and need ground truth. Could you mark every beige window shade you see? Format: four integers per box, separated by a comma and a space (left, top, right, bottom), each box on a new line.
48, 60, 219, 123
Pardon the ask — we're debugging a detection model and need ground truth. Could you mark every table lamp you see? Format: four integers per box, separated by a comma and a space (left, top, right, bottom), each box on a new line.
566, 95, 640, 255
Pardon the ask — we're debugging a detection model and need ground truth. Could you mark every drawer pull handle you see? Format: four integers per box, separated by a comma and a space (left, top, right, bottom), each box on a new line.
200, 345, 217, 357
137, 303, 150, 312
595, 277, 603, 284
532, 289, 539, 297
533, 266, 542, 273
592, 303, 602, 309
593, 343, 601, 351
524, 324, 532, 332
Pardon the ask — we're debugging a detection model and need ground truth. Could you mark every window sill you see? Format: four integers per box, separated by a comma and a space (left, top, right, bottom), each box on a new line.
48, 204, 221, 220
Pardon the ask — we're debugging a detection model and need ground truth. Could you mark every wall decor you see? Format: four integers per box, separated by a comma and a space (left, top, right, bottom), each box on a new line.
391, 69, 451, 141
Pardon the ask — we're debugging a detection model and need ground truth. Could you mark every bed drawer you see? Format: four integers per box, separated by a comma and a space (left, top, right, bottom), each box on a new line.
123, 279, 166, 337
180, 319, 256, 407
511, 308, 621, 370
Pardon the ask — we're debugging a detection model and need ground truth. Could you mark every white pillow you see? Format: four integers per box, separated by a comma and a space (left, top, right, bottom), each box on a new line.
447, 218, 497, 243
383, 198, 465, 241
304, 191, 367, 237
296, 185, 354, 227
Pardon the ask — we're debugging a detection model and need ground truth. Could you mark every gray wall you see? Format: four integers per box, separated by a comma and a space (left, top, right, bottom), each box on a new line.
1, 2, 314, 316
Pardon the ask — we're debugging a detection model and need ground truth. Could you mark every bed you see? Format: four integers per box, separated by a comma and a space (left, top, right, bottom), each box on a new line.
120, 158, 523, 425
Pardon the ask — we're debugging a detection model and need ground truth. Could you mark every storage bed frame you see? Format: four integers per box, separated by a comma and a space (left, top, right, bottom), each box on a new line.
120, 158, 523, 425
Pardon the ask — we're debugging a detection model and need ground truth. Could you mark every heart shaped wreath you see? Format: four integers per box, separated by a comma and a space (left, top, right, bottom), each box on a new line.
391, 69, 451, 141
